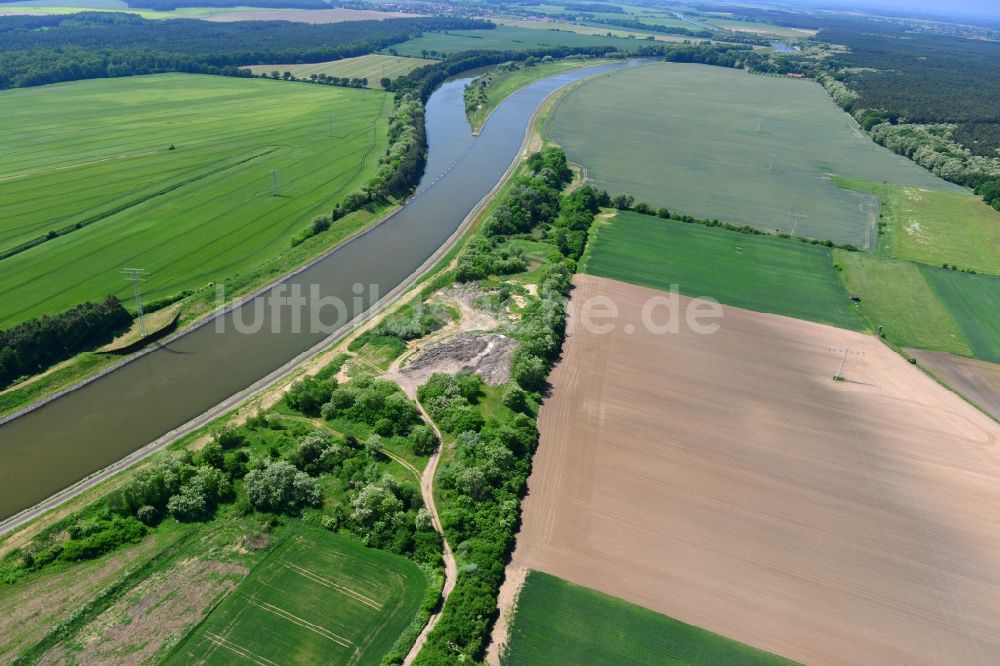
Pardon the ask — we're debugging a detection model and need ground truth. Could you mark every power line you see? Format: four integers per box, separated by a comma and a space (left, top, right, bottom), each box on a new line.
788, 212, 809, 236
122, 268, 147, 337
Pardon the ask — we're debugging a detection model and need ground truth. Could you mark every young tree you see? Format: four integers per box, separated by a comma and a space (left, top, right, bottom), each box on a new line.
244, 460, 321, 514
409, 424, 438, 456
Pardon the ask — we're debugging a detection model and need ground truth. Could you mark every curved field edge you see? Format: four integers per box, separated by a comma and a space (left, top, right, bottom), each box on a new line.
503, 570, 793, 665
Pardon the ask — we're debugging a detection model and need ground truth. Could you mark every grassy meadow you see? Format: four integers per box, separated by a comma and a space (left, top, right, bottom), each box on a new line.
582, 211, 863, 330
835, 177, 1000, 274
388, 25, 648, 57
248, 54, 432, 88
921, 267, 1000, 363
167, 527, 426, 666
545, 63, 960, 246
835, 250, 1000, 362
503, 571, 791, 665
834, 250, 972, 356
0, 73, 390, 327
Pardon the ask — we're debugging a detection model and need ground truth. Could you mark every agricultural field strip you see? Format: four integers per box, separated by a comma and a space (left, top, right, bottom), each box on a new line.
244, 596, 353, 646
1, 79, 379, 248
0, 75, 389, 326
170, 530, 423, 665
504, 570, 790, 664
545, 63, 960, 246
1, 147, 278, 258
248, 55, 431, 87
513, 273, 1000, 665
583, 211, 863, 330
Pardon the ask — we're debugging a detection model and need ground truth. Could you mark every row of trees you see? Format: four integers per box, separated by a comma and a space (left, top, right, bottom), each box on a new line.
0, 297, 132, 388
975, 181, 1000, 212
291, 90, 428, 250
415, 149, 581, 661
264, 69, 369, 89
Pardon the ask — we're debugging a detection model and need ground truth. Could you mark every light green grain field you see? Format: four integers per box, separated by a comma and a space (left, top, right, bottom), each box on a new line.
583, 211, 863, 330
545, 63, 961, 246
503, 571, 791, 665
0, 73, 389, 327
388, 25, 648, 57
248, 54, 433, 88
166, 528, 426, 666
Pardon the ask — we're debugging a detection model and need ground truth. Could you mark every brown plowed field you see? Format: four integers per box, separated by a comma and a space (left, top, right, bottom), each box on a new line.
909, 348, 1000, 423
513, 274, 1000, 665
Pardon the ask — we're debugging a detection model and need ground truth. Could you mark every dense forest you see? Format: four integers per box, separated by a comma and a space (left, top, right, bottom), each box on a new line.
0, 13, 489, 89
819, 24, 1000, 157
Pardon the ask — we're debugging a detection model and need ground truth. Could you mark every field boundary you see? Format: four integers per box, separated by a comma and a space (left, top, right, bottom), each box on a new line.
0, 148, 278, 262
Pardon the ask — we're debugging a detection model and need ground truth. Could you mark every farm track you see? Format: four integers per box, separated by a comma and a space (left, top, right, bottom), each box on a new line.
402, 401, 457, 666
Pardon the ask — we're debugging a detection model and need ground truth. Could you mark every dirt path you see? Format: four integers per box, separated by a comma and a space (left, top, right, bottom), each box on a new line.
402, 402, 457, 666
484, 565, 527, 665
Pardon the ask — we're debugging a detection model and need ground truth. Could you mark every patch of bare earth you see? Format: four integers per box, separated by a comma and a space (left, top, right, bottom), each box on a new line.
38, 559, 247, 665
0, 536, 168, 664
387, 333, 517, 398
910, 349, 1000, 423
508, 273, 1000, 665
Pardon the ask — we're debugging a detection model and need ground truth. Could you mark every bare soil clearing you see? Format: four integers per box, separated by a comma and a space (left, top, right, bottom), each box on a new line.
510, 274, 1000, 666
910, 349, 1000, 423
386, 332, 516, 398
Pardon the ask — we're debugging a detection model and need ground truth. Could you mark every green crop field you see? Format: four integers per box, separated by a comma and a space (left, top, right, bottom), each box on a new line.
835, 177, 1000, 274
0, 73, 389, 327
834, 250, 972, 356
388, 25, 648, 57
248, 54, 433, 88
546, 63, 960, 246
167, 528, 426, 666
921, 267, 1000, 363
583, 211, 863, 330
503, 571, 791, 665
